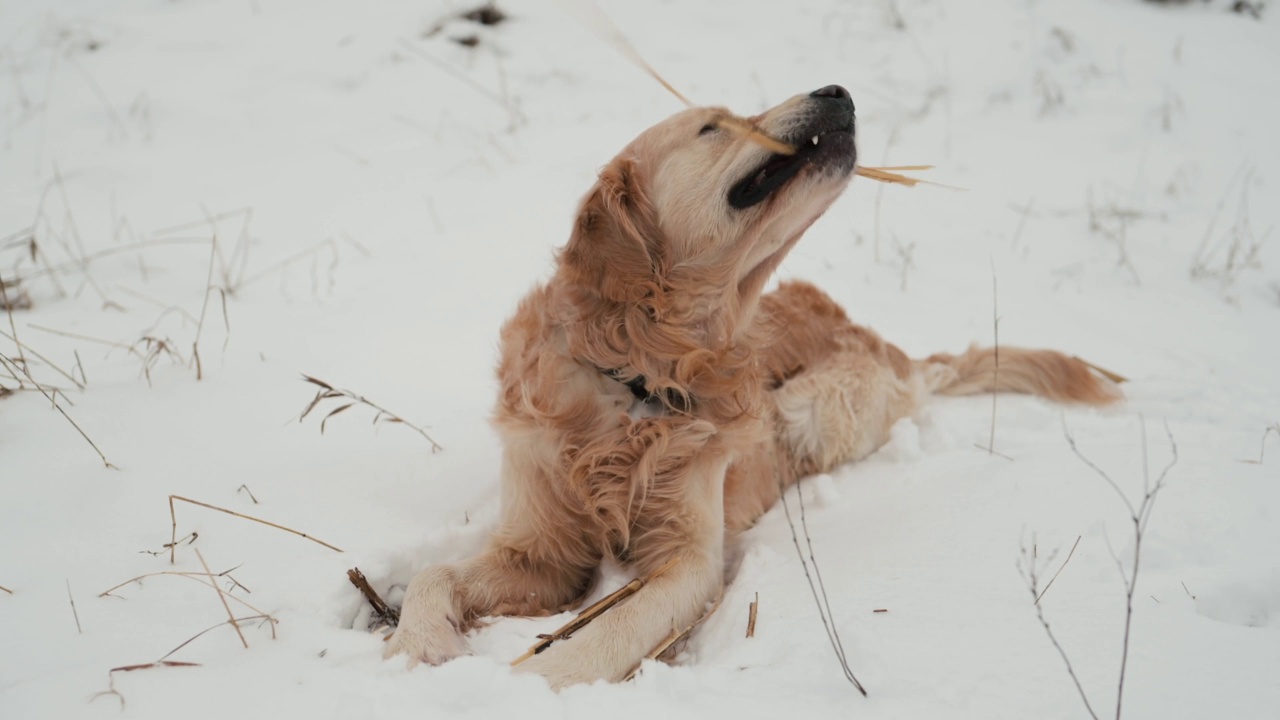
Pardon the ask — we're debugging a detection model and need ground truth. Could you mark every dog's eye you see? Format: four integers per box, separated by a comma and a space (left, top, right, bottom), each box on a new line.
698, 123, 717, 136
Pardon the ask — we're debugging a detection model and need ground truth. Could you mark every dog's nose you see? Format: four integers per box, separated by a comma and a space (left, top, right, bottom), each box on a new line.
810, 84, 854, 111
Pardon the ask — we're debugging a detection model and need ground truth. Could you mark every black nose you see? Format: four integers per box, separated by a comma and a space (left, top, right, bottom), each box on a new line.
811, 84, 854, 111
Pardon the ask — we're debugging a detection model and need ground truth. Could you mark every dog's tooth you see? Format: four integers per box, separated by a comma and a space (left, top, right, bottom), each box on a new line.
811, 135, 819, 146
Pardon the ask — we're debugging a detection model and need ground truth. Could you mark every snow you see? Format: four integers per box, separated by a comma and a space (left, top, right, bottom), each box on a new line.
1, 0, 1278, 717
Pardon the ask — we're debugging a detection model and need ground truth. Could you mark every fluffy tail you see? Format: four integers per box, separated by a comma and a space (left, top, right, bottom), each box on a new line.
919, 345, 1122, 405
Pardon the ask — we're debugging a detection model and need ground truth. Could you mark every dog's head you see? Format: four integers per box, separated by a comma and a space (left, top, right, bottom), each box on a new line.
559, 85, 856, 316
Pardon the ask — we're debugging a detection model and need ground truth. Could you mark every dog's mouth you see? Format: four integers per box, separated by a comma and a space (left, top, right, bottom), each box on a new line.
727, 113, 856, 210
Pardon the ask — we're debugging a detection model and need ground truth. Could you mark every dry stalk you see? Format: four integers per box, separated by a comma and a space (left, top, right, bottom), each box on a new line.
0, 584, 12, 594
0, 350, 115, 468
1241, 423, 1279, 464
975, 262, 1010, 459
347, 567, 400, 628
779, 478, 869, 696
168, 494, 344, 564
746, 592, 759, 638
299, 374, 443, 452
191, 224, 222, 381
194, 548, 246, 648
66, 580, 83, 634
511, 556, 681, 666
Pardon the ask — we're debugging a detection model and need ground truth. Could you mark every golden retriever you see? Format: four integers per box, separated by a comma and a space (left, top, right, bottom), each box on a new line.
384, 84, 1118, 688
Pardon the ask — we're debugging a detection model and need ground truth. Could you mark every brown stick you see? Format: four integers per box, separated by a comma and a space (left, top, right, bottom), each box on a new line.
746, 592, 758, 638
347, 568, 400, 626
511, 557, 681, 666
195, 548, 246, 649
0, 584, 12, 594
168, 494, 344, 564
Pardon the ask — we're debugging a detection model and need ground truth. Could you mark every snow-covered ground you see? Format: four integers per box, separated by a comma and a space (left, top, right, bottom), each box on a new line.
2, 0, 1277, 717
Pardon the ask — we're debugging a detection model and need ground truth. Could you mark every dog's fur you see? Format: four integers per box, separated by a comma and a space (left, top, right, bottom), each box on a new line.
384, 87, 1119, 688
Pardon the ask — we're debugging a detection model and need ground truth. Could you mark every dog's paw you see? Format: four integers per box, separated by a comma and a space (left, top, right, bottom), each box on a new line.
382, 609, 468, 668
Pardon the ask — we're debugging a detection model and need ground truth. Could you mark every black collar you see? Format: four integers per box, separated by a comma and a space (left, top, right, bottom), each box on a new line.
599, 367, 689, 411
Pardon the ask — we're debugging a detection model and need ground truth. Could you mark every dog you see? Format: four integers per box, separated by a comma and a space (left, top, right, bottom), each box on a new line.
383, 84, 1119, 688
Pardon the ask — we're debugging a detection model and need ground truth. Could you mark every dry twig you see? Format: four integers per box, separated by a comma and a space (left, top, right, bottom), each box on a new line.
0, 584, 12, 594
1034, 535, 1082, 605
779, 479, 869, 695
1021, 537, 1100, 720
1026, 416, 1179, 720
347, 567, 400, 628
746, 592, 759, 638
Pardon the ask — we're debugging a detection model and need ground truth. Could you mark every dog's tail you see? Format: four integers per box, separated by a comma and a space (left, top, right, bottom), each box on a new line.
917, 345, 1122, 405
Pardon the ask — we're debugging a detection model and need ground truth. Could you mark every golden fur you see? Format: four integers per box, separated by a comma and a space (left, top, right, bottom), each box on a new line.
385, 88, 1120, 687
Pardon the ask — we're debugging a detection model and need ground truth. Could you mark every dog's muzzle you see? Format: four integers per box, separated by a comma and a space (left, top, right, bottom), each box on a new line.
727, 84, 857, 210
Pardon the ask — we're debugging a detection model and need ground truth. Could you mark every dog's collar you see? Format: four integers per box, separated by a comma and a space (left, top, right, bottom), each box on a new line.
599, 367, 689, 412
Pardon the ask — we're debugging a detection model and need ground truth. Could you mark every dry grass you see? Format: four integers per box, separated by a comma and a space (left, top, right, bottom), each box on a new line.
90, 612, 276, 709
746, 592, 759, 638
195, 548, 246, 648
100, 565, 253, 601
299, 374, 443, 452
0, 349, 115, 468
167, 494, 344, 564
1192, 166, 1269, 301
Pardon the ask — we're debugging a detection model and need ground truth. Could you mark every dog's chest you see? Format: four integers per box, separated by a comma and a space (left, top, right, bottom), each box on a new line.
627, 396, 668, 420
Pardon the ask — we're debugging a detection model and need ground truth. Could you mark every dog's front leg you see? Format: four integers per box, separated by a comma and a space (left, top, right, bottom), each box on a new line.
386, 544, 594, 668
515, 453, 729, 689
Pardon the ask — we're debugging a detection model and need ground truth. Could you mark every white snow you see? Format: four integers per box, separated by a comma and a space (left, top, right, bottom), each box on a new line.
2, 0, 1278, 718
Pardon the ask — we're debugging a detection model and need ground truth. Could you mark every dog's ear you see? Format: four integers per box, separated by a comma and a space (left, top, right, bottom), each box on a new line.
558, 157, 664, 303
